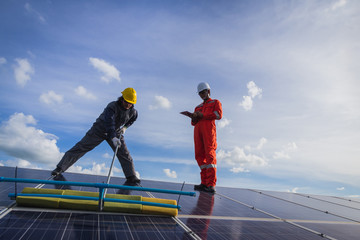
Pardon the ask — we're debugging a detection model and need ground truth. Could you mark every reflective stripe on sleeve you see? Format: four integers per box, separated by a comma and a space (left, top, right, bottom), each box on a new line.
214, 111, 220, 119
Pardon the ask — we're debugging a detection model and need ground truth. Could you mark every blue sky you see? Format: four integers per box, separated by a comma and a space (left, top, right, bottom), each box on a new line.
0, 0, 359, 197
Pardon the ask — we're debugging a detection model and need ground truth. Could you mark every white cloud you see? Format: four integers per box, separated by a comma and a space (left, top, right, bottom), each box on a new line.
13, 58, 34, 87
218, 117, 231, 129
230, 167, 250, 173
239, 96, 253, 111
256, 137, 268, 150
0, 113, 63, 165
68, 162, 115, 176
287, 187, 299, 193
68, 162, 140, 179
247, 81, 263, 98
329, 0, 347, 11
89, 57, 120, 83
75, 86, 97, 100
39, 90, 64, 105
217, 145, 268, 173
0, 158, 42, 169
0, 57, 6, 65
163, 168, 177, 178
244, 138, 268, 152
239, 81, 262, 111
273, 151, 291, 160
27, 51, 36, 59
287, 142, 298, 150
24, 3, 46, 24
136, 156, 196, 165
102, 153, 112, 159
149, 95, 172, 110
273, 142, 298, 160
336, 187, 345, 191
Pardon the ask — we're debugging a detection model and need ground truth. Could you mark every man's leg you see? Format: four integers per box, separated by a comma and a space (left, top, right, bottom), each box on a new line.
55, 127, 104, 174
203, 128, 217, 193
204, 147, 217, 187
194, 129, 207, 190
106, 135, 137, 181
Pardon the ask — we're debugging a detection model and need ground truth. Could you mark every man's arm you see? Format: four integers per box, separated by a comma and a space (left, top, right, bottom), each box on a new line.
124, 109, 138, 128
203, 100, 222, 120
103, 103, 117, 139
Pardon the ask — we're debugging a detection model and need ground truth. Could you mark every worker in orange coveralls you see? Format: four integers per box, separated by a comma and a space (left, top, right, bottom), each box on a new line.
181, 82, 222, 193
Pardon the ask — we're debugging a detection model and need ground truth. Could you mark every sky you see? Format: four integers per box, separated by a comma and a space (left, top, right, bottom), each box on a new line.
0, 0, 359, 198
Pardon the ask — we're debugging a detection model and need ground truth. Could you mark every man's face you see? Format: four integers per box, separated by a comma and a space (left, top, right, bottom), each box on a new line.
122, 99, 133, 109
199, 89, 209, 101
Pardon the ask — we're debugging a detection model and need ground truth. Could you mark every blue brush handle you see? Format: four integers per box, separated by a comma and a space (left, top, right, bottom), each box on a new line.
0, 177, 196, 196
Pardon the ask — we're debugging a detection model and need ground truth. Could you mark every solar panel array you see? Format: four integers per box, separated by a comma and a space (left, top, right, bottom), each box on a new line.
1, 166, 359, 239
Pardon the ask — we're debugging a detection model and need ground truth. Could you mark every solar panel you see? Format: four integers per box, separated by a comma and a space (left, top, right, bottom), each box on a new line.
297, 192, 360, 210
0, 211, 193, 240
256, 190, 360, 222
1, 166, 360, 239
300, 222, 360, 240
180, 218, 327, 240
215, 187, 352, 222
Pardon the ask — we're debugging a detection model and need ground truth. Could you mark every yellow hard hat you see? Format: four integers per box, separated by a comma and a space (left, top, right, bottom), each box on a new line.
121, 88, 137, 104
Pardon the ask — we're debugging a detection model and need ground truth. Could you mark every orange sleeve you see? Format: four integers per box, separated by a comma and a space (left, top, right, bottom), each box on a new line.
191, 106, 199, 126
203, 100, 222, 120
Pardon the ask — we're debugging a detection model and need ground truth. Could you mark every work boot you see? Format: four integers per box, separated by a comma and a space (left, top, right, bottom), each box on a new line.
203, 186, 216, 193
51, 167, 63, 176
194, 184, 206, 191
124, 175, 141, 186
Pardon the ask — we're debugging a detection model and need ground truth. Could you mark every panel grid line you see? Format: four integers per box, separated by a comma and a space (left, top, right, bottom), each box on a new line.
178, 214, 360, 225
216, 192, 338, 240
19, 211, 43, 240
249, 189, 360, 223
295, 192, 360, 211
60, 212, 72, 240
173, 216, 202, 240
124, 215, 135, 240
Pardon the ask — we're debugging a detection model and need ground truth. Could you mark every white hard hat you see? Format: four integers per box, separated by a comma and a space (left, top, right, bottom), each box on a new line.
197, 82, 210, 93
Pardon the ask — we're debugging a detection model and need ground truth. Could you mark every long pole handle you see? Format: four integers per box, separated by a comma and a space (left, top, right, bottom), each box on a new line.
100, 140, 120, 211
106, 143, 119, 185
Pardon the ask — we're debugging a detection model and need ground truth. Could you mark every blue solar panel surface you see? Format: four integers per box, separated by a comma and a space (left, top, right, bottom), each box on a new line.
1, 166, 359, 240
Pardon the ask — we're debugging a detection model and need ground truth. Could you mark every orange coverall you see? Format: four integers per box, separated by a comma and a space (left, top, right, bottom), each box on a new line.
192, 98, 222, 187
